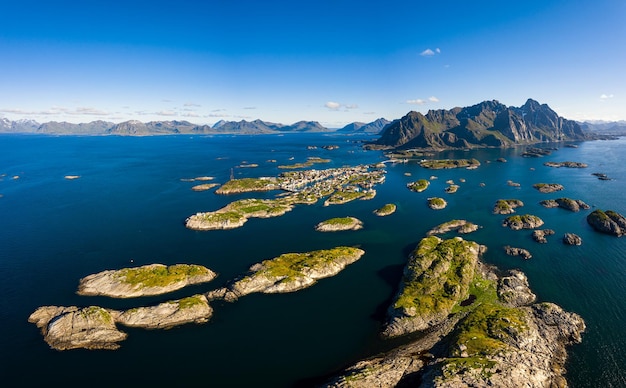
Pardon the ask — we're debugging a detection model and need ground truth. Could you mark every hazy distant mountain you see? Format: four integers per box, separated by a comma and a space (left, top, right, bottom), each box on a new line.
374, 99, 589, 149
38, 120, 114, 134
579, 120, 626, 135
0, 118, 331, 135
339, 118, 391, 134
0, 118, 40, 133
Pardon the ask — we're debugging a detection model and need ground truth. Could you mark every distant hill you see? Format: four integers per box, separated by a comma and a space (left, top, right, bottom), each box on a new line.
338, 118, 391, 134
0, 118, 332, 135
374, 99, 590, 149
579, 120, 626, 136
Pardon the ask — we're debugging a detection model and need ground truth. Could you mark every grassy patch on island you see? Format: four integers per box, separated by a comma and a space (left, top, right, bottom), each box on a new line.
118, 264, 211, 288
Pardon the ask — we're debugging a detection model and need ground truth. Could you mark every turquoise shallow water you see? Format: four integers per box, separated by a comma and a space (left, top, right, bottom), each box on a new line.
0, 134, 624, 387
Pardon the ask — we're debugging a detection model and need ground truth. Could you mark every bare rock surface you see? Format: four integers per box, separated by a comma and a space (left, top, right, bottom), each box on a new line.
115, 294, 212, 329
28, 306, 127, 350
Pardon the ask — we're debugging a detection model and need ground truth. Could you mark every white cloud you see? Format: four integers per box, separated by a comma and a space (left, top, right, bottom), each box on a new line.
600, 94, 614, 100
243, 106, 257, 110
155, 110, 176, 116
325, 101, 341, 110
184, 102, 201, 107
74, 107, 109, 116
345, 104, 359, 110
420, 48, 441, 57
428, 96, 440, 102
406, 99, 426, 105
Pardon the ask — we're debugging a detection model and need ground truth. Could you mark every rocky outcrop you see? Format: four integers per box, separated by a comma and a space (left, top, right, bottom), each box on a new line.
587, 209, 626, 237
77, 264, 217, 298
28, 306, 127, 350
493, 199, 524, 214
207, 247, 364, 302
114, 295, 212, 329
382, 237, 482, 337
185, 198, 294, 230
426, 220, 479, 236
497, 270, 537, 306
532, 229, 555, 243
540, 198, 590, 212
315, 217, 363, 232
325, 243, 585, 388
504, 245, 532, 259
563, 233, 583, 245
533, 183, 564, 193
502, 214, 544, 230
544, 161, 588, 168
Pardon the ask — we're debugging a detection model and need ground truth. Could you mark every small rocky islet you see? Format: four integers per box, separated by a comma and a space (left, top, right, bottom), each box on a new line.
373, 203, 396, 216
493, 199, 524, 214
540, 198, 590, 212
315, 217, 363, 232
502, 214, 544, 230
587, 209, 626, 237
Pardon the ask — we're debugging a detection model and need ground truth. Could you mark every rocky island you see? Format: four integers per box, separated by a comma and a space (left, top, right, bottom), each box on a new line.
207, 247, 364, 302
77, 263, 217, 298
502, 214, 544, 230
504, 245, 532, 259
326, 237, 585, 387
426, 220, 479, 235
427, 197, 447, 210
315, 217, 363, 232
29, 294, 213, 351
419, 158, 480, 170
540, 198, 590, 212
533, 183, 564, 193
586, 209, 626, 237
407, 179, 429, 192
544, 161, 588, 168
532, 229, 555, 243
563, 233, 582, 245
492, 199, 524, 214
191, 183, 220, 191
373, 203, 396, 216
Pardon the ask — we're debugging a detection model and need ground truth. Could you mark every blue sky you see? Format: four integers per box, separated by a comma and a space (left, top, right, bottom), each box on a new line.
1, 0, 624, 126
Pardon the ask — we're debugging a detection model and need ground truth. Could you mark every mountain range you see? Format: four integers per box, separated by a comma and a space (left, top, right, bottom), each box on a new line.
1, 99, 623, 146
374, 99, 592, 149
0, 118, 333, 135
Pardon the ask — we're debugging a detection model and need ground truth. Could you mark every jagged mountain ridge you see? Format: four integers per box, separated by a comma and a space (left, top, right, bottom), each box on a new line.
375, 99, 589, 149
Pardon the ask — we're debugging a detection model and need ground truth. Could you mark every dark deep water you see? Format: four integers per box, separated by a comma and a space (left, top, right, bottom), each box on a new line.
0, 133, 624, 387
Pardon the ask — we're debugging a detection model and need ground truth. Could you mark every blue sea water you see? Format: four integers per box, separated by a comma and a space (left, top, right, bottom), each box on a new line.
0, 133, 624, 387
